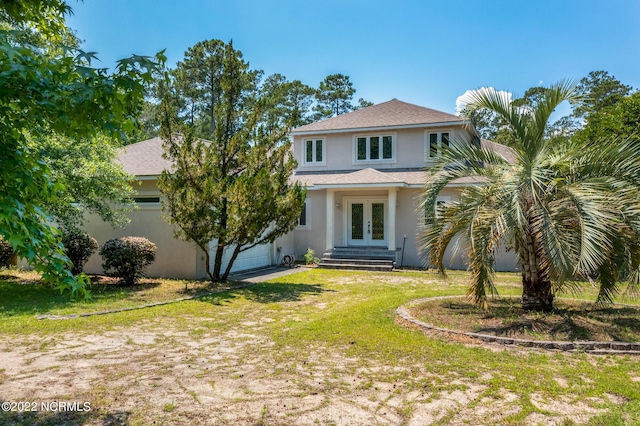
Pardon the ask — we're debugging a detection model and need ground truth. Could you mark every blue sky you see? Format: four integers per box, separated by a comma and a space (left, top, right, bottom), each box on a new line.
66, 0, 640, 116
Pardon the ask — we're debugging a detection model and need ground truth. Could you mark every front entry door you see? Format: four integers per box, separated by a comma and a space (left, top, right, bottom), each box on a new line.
347, 199, 386, 246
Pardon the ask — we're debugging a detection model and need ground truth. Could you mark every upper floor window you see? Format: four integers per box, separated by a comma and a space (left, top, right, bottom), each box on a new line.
426, 131, 450, 158
355, 135, 394, 162
304, 138, 325, 165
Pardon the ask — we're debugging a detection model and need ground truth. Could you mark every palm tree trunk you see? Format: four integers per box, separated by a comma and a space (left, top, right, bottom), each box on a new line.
518, 235, 554, 312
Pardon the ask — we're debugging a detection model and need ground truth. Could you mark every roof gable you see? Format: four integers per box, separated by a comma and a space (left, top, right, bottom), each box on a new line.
292, 99, 464, 134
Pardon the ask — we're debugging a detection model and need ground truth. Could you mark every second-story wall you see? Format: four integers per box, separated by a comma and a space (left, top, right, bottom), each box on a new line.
294, 125, 474, 172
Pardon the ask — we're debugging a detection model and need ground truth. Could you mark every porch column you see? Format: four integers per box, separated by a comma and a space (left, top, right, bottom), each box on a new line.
326, 189, 335, 251
388, 188, 397, 251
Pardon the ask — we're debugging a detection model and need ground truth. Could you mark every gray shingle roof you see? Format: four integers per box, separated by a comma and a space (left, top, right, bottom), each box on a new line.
481, 138, 517, 164
291, 99, 464, 134
118, 137, 171, 176
292, 168, 425, 187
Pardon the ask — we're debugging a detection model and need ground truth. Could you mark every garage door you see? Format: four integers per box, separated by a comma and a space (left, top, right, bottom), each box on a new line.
210, 241, 273, 273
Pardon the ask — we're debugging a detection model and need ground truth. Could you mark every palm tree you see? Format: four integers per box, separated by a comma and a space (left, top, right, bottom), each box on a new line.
419, 81, 640, 312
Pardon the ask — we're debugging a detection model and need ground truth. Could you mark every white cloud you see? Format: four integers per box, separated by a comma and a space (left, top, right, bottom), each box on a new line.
455, 87, 513, 114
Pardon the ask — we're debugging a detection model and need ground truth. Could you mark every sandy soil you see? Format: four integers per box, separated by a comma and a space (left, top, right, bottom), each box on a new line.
0, 319, 610, 425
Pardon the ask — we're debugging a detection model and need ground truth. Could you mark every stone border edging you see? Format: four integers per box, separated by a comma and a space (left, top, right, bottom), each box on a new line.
36, 282, 255, 320
396, 296, 640, 355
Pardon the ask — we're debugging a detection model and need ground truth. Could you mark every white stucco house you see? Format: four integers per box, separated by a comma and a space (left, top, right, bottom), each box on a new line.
83, 99, 517, 278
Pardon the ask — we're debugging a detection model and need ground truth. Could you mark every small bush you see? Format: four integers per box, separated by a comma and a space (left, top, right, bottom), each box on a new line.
303, 248, 320, 265
62, 229, 99, 275
0, 236, 15, 268
99, 236, 157, 285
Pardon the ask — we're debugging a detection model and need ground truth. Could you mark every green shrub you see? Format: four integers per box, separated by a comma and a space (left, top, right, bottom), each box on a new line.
99, 237, 157, 285
0, 236, 15, 268
303, 248, 320, 265
62, 229, 99, 275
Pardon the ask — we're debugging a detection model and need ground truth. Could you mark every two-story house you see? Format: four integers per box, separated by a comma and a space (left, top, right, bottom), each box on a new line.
279, 98, 516, 271
82, 99, 516, 279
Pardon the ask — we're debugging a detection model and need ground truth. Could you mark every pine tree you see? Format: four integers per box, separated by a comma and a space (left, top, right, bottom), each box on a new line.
159, 41, 305, 282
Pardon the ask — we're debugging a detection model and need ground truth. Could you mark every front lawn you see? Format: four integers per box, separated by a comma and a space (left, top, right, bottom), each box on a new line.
0, 268, 638, 425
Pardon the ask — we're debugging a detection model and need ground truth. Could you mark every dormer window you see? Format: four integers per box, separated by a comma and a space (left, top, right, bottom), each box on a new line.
426, 131, 450, 158
354, 134, 395, 163
304, 138, 325, 165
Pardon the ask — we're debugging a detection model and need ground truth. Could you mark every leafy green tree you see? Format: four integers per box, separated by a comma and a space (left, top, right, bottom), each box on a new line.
159, 41, 305, 282
314, 73, 357, 119
125, 99, 163, 142
261, 73, 316, 129
422, 82, 640, 311
1, 1, 162, 296
35, 134, 135, 231
462, 105, 518, 146
574, 92, 640, 146
172, 39, 262, 138
571, 70, 633, 121
171, 39, 225, 133
356, 98, 374, 109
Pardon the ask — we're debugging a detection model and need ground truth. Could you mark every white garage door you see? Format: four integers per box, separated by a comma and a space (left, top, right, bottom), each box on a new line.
210, 241, 273, 273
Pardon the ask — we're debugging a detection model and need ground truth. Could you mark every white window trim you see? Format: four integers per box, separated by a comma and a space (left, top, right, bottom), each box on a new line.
352, 133, 397, 165
302, 137, 326, 166
424, 129, 453, 161
296, 199, 311, 230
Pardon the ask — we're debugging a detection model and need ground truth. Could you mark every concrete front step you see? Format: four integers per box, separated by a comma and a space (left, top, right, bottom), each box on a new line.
319, 262, 394, 272
323, 253, 395, 261
332, 246, 396, 253
323, 248, 397, 260
320, 257, 394, 265
318, 247, 397, 271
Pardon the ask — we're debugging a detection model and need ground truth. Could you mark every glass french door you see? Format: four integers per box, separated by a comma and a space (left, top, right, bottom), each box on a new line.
347, 199, 386, 246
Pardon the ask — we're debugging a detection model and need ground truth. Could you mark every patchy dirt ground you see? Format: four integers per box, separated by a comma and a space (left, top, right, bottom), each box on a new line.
409, 297, 640, 342
0, 320, 618, 425
1, 269, 636, 425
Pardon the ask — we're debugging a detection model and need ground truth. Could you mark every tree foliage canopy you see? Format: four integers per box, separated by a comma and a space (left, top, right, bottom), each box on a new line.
314, 73, 357, 120
35, 134, 135, 231
574, 92, 640, 146
571, 70, 633, 121
0, 0, 162, 296
465, 71, 634, 143
158, 40, 305, 282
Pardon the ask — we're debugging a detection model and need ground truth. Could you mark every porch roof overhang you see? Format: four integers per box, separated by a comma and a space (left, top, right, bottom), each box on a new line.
293, 167, 427, 189
313, 182, 409, 190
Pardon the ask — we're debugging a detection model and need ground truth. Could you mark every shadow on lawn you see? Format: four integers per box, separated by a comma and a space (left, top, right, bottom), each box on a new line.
0, 275, 162, 318
0, 401, 129, 426
198, 281, 331, 305
434, 299, 640, 342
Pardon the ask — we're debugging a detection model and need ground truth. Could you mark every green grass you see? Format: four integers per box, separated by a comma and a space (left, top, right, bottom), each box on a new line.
1, 268, 639, 425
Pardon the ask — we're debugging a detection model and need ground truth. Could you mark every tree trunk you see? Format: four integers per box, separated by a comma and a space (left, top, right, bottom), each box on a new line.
212, 198, 229, 282
521, 271, 554, 312
212, 243, 224, 282
221, 244, 242, 282
518, 234, 554, 312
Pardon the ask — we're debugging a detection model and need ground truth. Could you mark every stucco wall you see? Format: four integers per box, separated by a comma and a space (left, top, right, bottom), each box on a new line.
292, 190, 327, 259
292, 187, 518, 271
82, 179, 206, 279
295, 127, 472, 173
